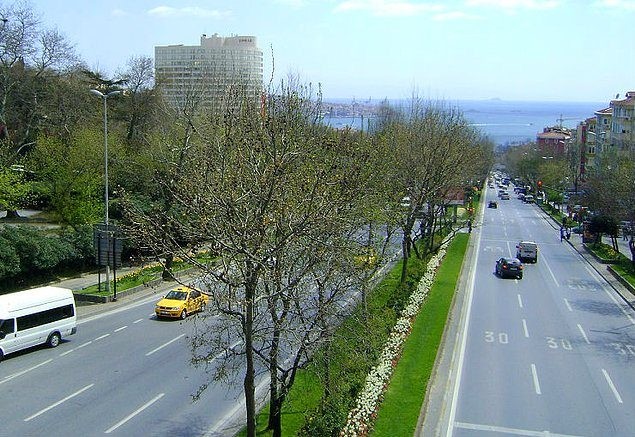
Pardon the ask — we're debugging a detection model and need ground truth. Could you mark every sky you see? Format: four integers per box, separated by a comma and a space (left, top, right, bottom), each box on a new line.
28, 0, 635, 102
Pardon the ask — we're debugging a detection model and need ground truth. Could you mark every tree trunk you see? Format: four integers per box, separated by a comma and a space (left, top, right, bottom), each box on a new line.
244, 276, 257, 437
400, 235, 410, 283
162, 252, 174, 280
5, 210, 20, 219
267, 323, 281, 433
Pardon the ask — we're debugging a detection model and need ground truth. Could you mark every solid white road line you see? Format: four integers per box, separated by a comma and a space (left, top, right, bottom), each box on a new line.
445, 220, 483, 437
24, 383, 94, 422
145, 334, 186, 356
0, 359, 53, 385
104, 393, 164, 433
530, 364, 542, 395
601, 369, 623, 404
522, 319, 529, 338
577, 324, 590, 344
563, 298, 573, 312
517, 294, 523, 308
455, 421, 583, 436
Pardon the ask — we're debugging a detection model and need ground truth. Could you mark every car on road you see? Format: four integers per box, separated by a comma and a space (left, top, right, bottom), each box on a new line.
523, 194, 535, 203
495, 257, 523, 279
155, 286, 208, 319
488, 201, 498, 208
516, 241, 538, 263
499, 192, 510, 200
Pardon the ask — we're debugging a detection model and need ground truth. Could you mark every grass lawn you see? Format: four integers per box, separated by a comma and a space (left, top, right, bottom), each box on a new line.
237, 233, 469, 436
370, 233, 468, 436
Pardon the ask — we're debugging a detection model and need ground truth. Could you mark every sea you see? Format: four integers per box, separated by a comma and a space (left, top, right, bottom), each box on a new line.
323, 99, 605, 146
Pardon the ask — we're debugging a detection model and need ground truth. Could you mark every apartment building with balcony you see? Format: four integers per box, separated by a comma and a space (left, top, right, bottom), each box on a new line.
609, 91, 635, 156
155, 34, 263, 111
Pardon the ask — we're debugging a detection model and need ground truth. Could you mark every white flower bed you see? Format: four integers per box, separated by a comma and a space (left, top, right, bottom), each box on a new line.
340, 240, 450, 437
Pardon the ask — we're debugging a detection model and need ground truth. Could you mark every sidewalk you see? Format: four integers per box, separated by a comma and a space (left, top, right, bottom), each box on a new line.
540, 209, 635, 307
50, 267, 192, 320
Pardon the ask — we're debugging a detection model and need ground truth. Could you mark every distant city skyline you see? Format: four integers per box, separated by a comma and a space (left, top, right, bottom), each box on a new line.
33, 0, 635, 102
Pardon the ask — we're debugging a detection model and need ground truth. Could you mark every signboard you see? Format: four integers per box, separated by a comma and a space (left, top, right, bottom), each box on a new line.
93, 223, 123, 267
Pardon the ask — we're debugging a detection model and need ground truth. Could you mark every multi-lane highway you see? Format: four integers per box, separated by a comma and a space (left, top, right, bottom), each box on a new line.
0, 291, 247, 436
440, 185, 635, 436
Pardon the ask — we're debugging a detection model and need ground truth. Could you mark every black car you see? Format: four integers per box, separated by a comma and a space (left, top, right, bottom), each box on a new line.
495, 257, 523, 279
488, 201, 498, 208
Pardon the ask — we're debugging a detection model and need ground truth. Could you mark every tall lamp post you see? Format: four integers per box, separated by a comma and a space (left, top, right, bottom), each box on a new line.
90, 89, 120, 297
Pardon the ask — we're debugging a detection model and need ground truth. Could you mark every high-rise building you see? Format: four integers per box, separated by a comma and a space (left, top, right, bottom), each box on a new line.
155, 34, 263, 110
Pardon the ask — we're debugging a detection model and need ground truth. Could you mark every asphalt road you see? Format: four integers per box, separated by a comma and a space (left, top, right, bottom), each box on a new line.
0, 289, 252, 436
435, 187, 635, 436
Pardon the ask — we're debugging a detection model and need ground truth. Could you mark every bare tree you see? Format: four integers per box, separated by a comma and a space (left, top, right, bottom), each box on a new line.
381, 98, 480, 282
124, 80, 376, 436
115, 55, 157, 143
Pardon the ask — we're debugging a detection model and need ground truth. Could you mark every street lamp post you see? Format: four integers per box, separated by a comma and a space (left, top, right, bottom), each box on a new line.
90, 89, 120, 298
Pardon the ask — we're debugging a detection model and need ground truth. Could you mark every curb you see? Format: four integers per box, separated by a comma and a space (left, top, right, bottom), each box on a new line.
72, 267, 199, 303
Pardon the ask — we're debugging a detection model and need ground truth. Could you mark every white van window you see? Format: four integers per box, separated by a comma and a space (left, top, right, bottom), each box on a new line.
16, 304, 75, 331
0, 318, 14, 335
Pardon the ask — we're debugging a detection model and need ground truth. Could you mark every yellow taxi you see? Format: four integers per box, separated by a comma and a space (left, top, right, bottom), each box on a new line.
155, 286, 208, 319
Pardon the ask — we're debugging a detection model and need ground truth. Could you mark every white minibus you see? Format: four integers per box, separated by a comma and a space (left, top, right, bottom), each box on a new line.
0, 286, 77, 361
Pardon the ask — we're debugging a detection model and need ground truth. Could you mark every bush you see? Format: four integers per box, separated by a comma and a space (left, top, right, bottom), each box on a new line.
0, 225, 95, 286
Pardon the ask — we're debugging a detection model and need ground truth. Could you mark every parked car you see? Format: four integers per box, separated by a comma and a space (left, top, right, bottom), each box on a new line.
155, 286, 208, 319
523, 194, 535, 203
495, 257, 523, 279
488, 201, 498, 208
500, 192, 510, 200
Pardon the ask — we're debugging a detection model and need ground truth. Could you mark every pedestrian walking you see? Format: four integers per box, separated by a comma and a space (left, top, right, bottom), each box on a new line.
467, 219, 472, 233
560, 226, 565, 242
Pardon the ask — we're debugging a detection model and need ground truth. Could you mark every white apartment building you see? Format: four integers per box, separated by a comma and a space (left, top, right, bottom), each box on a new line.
155, 34, 263, 110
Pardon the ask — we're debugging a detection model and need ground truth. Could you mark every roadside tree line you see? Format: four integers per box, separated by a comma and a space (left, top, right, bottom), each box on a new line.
502, 143, 635, 261
0, 2, 493, 435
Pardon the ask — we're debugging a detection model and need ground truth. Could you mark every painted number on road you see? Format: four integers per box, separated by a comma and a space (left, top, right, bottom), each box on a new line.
485, 331, 509, 344
610, 342, 635, 356
546, 336, 573, 350
566, 279, 598, 292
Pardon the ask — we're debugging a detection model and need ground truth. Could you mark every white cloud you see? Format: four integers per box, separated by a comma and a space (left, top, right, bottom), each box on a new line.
273, 0, 307, 7
593, 0, 635, 10
433, 10, 480, 20
465, 0, 560, 9
334, 0, 445, 17
111, 8, 127, 17
147, 6, 231, 19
